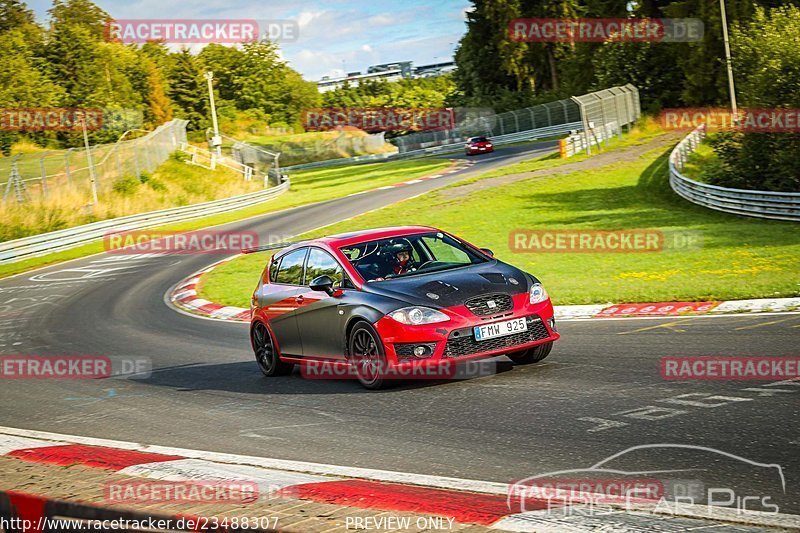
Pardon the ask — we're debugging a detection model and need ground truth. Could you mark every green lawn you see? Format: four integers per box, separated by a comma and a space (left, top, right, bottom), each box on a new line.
201, 143, 799, 307
0, 158, 452, 279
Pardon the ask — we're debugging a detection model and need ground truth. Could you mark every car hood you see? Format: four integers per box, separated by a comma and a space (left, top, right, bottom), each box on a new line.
362, 261, 531, 309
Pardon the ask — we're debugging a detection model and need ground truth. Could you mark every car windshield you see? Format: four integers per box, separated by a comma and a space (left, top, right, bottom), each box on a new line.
339, 231, 489, 282
469, 136, 488, 143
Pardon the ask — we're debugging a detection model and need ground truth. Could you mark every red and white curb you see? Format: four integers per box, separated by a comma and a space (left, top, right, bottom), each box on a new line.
1, 427, 797, 531
170, 256, 252, 321
171, 262, 800, 324
344, 160, 476, 197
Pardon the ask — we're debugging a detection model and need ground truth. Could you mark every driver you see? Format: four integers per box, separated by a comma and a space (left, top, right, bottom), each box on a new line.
392, 246, 415, 275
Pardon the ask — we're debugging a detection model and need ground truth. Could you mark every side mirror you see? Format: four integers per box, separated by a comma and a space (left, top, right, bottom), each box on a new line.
310, 275, 335, 295
481, 248, 494, 257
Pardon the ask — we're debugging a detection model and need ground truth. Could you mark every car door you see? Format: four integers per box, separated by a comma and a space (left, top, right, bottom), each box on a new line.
260, 247, 308, 357
294, 247, 350, 360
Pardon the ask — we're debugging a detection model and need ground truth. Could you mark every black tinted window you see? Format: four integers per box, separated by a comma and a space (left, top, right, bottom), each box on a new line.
305, 248, 344, 287
268, 255, 280, 282
275, 248, 307, 285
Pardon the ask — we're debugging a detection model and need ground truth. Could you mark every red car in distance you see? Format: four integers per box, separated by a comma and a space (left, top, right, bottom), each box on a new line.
465, 136, 494, 155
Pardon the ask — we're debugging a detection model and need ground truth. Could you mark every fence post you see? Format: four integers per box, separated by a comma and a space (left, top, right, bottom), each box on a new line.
133, 139, 141, 179
571, 96, 591, 156
39, 153, 48, 199
595, 94, 609, 146
612, 92, 624, 139
64, 151, 72, 187
115, 145, 122, 179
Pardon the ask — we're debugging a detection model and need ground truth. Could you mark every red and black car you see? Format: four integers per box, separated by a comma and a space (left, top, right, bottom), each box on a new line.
249, 226, 559, 389
465, 136, 494, 155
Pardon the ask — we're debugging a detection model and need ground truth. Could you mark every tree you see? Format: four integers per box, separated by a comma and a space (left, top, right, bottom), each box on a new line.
704, 6, 800, 192
593, 41, 682, 111
48, 0, 110, 41
0, 0, 35, 33
230, 41, 319, 126
166, 49, 209, 130
454, 0, 534, 107
0, 25, 65, 153
198, 44, 244, 102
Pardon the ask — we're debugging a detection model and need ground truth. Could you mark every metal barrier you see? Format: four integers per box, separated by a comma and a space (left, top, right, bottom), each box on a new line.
0, 181, 290, 264
283, 122, 580, 172
560, 121, 619, 158
571, 85, 640, 155
180, 144, 255, 182
669, 125, 800, 221
391, 85, 639, 154
221, 133, 282, 185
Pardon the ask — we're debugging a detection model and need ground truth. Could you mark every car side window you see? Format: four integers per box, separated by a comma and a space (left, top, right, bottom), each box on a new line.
305, 248, 345, 288
274, 248, 308, 285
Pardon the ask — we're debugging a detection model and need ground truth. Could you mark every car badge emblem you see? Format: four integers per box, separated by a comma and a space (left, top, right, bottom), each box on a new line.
426, 292, 440, 300
508, 277, 519, 285
487, 300, 497, 308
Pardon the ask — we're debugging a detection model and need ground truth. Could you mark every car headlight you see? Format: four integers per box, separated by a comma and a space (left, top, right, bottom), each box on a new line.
529, 283, 548, 304
389, 306, 450, 325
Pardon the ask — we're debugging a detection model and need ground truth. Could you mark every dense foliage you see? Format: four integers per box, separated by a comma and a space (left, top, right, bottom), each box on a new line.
0, 0, 320, 154
451, 0, 799, 190
702, 7, 800, 191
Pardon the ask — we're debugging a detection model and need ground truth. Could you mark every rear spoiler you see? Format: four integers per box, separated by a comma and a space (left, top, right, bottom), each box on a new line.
241, 241, 300, 254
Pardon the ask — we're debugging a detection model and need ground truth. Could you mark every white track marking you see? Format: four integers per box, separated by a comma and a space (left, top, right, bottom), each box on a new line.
0, 427, 798, 529
0, 434, 66, 455
120, 458, 334, 489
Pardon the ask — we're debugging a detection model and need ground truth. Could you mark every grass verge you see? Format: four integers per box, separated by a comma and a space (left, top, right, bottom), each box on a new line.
0, 158, 453, 279
201, 142, 799, 307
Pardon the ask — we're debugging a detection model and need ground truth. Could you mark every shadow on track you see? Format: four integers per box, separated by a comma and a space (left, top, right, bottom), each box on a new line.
134, 359, 516, 395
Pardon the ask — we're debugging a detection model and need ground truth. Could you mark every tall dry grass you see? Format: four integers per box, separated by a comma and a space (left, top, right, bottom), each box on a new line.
0, 152, 262, 242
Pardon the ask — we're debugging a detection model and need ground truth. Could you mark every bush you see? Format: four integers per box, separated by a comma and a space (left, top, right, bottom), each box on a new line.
146, 178, 167, 191
706, 133, 800, 192
112, 175, 141, 196
169, 151, 189, 163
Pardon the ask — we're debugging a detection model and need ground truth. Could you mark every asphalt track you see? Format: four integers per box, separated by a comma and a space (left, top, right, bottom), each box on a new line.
1, 140, 798, 515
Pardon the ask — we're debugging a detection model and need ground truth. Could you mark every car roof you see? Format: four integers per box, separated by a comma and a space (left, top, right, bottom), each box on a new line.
319, 226, 440, 247
273, 226, 442, 258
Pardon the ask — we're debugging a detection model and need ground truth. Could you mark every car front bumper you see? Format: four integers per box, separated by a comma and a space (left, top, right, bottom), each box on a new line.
374, 295, 559, 367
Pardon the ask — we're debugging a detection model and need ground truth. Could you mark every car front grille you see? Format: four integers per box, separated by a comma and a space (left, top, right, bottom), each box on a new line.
444, 316, 550, 358
464, 293, 513, 316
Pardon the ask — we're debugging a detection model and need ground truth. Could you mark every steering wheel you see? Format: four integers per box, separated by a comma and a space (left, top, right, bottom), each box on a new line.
413, 260, 435, 271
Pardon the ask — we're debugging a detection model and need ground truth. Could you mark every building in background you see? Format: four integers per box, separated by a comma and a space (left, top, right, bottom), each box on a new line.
317, 60, 455, 92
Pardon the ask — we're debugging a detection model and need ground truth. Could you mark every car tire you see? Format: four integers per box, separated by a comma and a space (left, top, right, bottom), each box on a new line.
348, 321, 389, 390
252, 322, 294, 377
507, 342, 553, 365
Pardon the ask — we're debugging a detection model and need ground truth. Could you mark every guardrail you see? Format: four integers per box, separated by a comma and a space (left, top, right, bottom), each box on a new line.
0, 181, 290, 264
560, 121, 619, 158
669, 125, 800, 221
283, 122, 581, 172
180, 144, 255, 182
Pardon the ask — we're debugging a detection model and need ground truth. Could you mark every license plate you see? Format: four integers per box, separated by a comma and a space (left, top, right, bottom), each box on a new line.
474, 317, 527, 341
